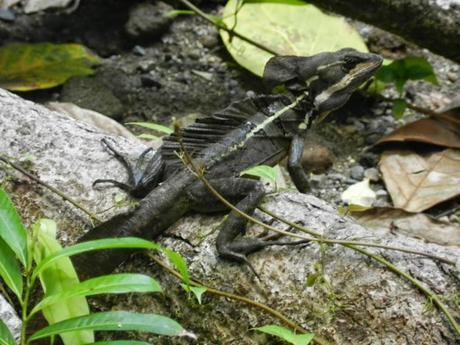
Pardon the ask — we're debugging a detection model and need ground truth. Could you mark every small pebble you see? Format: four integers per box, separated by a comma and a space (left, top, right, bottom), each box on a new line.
364, 167, 380, 182
246, 90, 256, 98
350, 165, 365, 180
132, 45, 146, 56
366, 133, 381, 145
200, 34, 219, 49
0, 9, 15, 22
447, 72, 458, 83
137, 60, 155, 72
309, 174, 326, 188
375, 189, 389, 200
328, 173, 346, 182
141, 74, 161, 88
359, 152, 379, 167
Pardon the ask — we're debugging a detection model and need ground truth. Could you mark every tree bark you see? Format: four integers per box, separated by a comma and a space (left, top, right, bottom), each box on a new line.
0, 89, 459, 344
307, 0, 460, 64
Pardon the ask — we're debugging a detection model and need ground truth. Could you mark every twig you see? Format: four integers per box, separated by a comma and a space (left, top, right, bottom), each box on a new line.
178, 0, 280, 56
0, 155, 101, 224
145, 253, 325, 341
176, 134, 460, 337
258, 206, 455, 265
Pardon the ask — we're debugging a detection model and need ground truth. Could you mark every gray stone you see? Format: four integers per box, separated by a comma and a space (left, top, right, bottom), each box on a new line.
132, 45, 146, 56
0, 9, 15, 22
125, 1, 173, 41
0, 294, 21, 343
1, 89, 459, 344
366, 133, 381, 145
359, 152, 379, 167
350, 165, 365, 180
364, 167, 380, 182
61, 77, 124, 120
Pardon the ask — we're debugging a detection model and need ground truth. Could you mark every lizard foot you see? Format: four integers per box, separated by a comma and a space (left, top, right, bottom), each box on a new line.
93, 138, 164, 198
218, 237, 310, 279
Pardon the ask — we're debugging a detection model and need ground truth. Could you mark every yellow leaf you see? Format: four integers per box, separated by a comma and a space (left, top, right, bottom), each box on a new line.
220, 0, 367, 76
0, 43, 101, 91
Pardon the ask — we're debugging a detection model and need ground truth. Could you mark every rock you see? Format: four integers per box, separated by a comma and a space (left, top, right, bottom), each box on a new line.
350, 165, 365, 180
132, 45, 146, 56
200, 31, 220, 49
0, 9, 15, 22
366, 133, 381, 145
359, 152, 379, 167
309, 173, 326, 188
61, 77, 124, 120
0, 294, 21, 343
140, 74, 162, 88
1, 89, 459, 344
301, 143, 335, 174
125, 1, 174, 41
364, 167, 380, 182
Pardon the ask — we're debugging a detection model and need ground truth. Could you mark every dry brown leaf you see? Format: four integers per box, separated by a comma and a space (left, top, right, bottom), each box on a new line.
352, 207, 460, 246
376, 95, 460, 149
379, 149, 460, 212
375, 117, 460, 148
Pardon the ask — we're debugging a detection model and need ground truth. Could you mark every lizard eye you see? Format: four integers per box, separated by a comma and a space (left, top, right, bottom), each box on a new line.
342, 56, 361, 71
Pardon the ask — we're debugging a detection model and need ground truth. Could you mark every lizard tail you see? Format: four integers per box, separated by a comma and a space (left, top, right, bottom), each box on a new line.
72, 212, 140, 280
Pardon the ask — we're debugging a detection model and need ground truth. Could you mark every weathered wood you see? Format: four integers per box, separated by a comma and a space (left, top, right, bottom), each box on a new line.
308, 0, 460, 64
0, 89, 459, 344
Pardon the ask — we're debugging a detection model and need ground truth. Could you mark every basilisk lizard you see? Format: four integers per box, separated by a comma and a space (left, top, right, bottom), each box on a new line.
74, 48, 382, 278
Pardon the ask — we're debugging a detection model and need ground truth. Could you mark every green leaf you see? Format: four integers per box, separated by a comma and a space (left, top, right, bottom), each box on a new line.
392, 99, 407, 119
240, 165, 277, 184
137, 134, 160, 141
0, 319, 15, 345
337, 204, 371, 216
31, 273, 162, 316
0, 43, 101, 91
165, 10, 195, 17
0, 187, 28, 266
254, 325, 314, 345
126, 122, 173, 135
220, 0, 367, 76
32, 219, 94, 345
0, 237, 23, 299
87, 340, 152, 345
33, 237, 160, 278
375, 57, 438, 94
180, 284, 207, 304
29, 311, 192, 340
163, 249, 190, 285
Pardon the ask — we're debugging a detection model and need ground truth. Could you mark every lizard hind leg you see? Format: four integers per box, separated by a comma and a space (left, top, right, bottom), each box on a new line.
187, 177, 308, 276
93, 138, 164, 198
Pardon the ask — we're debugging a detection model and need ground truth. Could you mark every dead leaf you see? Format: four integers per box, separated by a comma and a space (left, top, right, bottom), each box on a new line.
0, 43, 101, 91
341, 179, 376, 207
375, 117, 460, 149
376, 96, 460, 149
352, 207, 460, 246
379, 149, 460, 212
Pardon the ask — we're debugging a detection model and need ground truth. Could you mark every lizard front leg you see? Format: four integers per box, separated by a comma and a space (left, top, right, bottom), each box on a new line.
288, 129, 310, 193
186, 178, 307, 274
93, 138, 165, 198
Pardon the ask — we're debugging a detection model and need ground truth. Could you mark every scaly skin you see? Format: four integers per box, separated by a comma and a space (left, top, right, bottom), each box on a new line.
74, 49, 382, 278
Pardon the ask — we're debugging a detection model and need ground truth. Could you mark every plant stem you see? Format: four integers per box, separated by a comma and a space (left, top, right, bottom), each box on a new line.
178, 0, 280, 56
146, 253, 330, 345
178, 136, 460, 337
258, 206, 455, 265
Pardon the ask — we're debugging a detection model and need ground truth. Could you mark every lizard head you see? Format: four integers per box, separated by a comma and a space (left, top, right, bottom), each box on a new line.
263, 48, 383, 121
